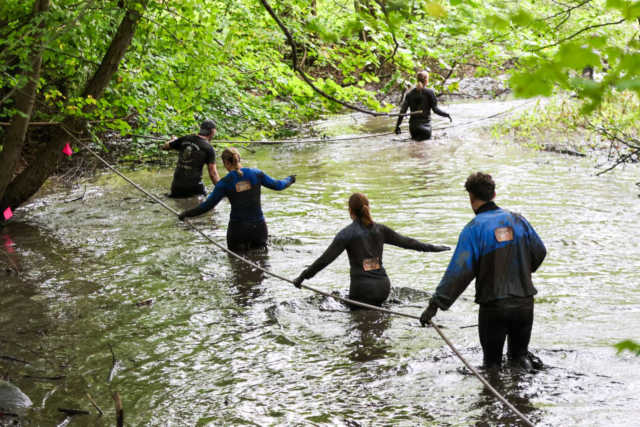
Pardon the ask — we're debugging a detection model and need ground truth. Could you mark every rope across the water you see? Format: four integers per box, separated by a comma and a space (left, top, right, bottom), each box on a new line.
59, 124, 536, 427
128, 97, 540, 146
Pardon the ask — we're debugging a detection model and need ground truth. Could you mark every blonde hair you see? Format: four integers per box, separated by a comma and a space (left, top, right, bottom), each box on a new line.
221, 147, 243, 177
416, 70, 429, 92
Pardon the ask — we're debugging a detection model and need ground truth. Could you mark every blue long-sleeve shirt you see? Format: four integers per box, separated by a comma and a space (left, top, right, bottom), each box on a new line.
432, 202, 547, 310
180, 168, 293, 223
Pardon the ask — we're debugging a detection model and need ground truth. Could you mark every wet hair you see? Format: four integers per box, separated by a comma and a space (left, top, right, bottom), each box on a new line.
464, 172, 495, 202
221, 147, 243, 177
416, 70, 429, 93
349, 193, 374, 227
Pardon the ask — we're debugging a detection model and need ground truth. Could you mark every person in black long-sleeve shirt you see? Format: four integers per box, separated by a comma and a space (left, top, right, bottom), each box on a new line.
292, 193, 450, 308
395, 71, 451, 141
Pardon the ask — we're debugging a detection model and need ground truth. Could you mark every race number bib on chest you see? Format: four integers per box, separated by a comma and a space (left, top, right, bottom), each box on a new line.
495, 226, 514, 242
235, 180, 251, 192
363, 258, 381, 271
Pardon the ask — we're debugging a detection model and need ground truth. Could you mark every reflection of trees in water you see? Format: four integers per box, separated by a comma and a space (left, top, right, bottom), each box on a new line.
473, 369, 540, 427
345, 310, 392, 362
227, 250, 270, 308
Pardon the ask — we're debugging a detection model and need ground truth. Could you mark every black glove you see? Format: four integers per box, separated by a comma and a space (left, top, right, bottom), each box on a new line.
420, 300, 438, 327
394, 126, 401, 135
178, 211, 187, 221
447, 114, 452, 123
289, 175, 296, 184
431, 245, 451, 252
293, 274, 304, 289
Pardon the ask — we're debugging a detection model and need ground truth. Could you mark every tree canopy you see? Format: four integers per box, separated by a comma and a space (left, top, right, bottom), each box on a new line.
1, 0, 639, 211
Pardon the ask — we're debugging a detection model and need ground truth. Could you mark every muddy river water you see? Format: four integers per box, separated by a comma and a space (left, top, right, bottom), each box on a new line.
1, 99, 640, 426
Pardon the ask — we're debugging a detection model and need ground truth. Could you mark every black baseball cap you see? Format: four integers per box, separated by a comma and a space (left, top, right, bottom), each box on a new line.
198, 119, 217, 136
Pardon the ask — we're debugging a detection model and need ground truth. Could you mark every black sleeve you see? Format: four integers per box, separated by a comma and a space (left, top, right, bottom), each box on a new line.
396, 96, 410, 128
423, 89, 449, 118
302, 229, 350, 279
169, 135, 187, 150
381, 224, 441, 252
204, 145, 215, 164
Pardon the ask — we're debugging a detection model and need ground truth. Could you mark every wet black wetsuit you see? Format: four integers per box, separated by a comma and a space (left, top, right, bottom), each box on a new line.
180, 168, 294, 251
396, 88, 450, 141
431, 202, 547, 366
299, 220, 444, 307
168, 135, 216, 198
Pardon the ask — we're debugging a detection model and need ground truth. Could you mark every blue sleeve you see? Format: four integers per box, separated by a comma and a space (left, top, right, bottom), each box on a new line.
522, 217, 547, 273
180, 182, 226, 218
432, 226, 478, 311
258, 170, 292, 191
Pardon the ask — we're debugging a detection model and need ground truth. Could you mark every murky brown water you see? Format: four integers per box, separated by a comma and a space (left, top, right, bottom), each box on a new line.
2, 100, 640, 426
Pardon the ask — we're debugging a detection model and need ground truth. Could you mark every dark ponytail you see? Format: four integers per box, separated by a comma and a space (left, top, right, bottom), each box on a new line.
349, 193, 374, 227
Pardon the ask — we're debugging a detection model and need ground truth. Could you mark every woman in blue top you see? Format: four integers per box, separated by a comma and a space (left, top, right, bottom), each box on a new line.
178, 147, 296, 251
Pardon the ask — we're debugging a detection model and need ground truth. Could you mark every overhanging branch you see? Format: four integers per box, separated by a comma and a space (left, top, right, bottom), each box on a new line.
258, 0, 408, 117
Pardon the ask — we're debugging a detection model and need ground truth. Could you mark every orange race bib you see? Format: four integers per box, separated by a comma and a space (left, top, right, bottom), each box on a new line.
235, 180, 251, 192
495, 226, 514, 242
363, 258, 381, 271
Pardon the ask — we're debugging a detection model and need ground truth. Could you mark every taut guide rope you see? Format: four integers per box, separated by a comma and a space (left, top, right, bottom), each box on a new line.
59, 120, 536, 427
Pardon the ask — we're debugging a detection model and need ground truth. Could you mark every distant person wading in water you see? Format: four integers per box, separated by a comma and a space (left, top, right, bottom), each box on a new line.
395, 71, 452, 141
292, 193, 450, 308
162, 119, 220, 198
178, 147, 296, 251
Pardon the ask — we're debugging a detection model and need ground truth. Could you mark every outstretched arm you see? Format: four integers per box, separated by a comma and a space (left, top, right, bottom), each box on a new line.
381, 224, 450, 252
178, 184, 225, 220
162, 136, 182, 151
300, 235, 347, 280
259, 170, 294, 191
395, 97, 410, 129
423, 89, 450, 120
431, 228, 477, 310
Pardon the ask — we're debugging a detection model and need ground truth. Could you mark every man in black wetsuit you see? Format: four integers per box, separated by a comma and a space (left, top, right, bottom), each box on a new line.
420, 173, 547, 370
162, 119, 220, 198
395, 71, 451, 141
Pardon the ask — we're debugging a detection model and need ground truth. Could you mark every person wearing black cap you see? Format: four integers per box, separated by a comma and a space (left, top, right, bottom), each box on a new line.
162, 119, 220, 198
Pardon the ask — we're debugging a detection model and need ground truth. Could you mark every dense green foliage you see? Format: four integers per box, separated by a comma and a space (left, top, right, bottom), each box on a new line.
1, 0, 639, 207
2, 1, 640, 138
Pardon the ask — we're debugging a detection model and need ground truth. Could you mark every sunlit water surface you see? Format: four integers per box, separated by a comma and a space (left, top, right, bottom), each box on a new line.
1, 100, 640, 426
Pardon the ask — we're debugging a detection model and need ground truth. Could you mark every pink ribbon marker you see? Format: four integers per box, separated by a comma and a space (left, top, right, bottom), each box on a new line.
62, 143, 73, 156
3, 207, 13, 220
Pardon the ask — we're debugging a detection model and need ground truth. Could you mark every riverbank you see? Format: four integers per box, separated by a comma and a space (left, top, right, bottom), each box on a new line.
488, 93, 640, 163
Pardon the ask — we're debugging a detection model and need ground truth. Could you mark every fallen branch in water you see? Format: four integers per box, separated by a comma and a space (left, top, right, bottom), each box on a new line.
22, 374, 67, 380
107, 343, 121, 383
112, 391, 124, 427
86, 393, 103, 417
0, 354, 30, 364
58, 408, 90, 416
64, 185, 87, 203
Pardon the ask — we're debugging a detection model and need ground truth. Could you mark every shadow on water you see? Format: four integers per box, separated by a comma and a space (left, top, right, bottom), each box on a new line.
227, 250, 269, 308
473, 368, 540, 427
345, 310, 392, 362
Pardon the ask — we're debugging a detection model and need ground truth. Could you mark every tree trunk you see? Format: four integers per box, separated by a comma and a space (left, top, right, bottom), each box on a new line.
0, 3, 144, 212
0, 0, 50, 205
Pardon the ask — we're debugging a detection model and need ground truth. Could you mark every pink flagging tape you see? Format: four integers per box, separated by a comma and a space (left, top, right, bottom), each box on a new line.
62, 143, 72, 156
3, 207, 13, 220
